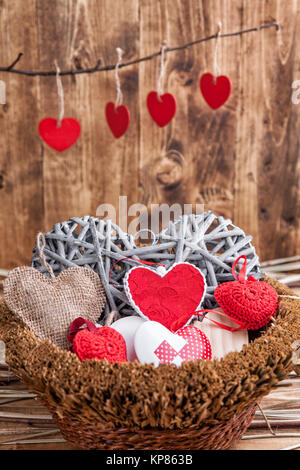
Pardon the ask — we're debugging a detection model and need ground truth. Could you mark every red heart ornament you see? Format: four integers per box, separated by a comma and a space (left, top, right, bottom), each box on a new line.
38, 118, 81, 152
105, 102, 130, 138
200, 73, 231, 110
124, 263, 206, 330
69, 318, 127, 362
135, 321, 211, 366
147, 91, 177, 127
175, 325, 212, 361
214, 255, 278, 330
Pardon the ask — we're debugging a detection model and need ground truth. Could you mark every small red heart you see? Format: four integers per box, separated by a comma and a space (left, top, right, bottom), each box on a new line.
38, 118, 81, 152
72, 326, 127, 362
124, 263, 206, 330
105, 102, 130, 138
147, 91, 177, 127
215, 278, 278, 330
200, 73, 231, 110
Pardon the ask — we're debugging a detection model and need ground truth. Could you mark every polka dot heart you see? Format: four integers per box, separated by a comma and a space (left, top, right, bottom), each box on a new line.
134, 320, 211, 367
175, 325, 212, 361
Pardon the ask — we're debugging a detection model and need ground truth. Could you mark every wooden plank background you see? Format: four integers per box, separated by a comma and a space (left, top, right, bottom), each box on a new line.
0, 0, 299, 269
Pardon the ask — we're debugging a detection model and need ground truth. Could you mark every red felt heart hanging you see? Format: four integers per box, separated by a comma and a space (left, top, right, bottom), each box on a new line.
105, 102, 130, 138
146, 91, 177, 127
214, 255, 278, 330
69, 317, 127, 362
200, 73, 231, 110
124, 263, 206, 331
38, 118, 81, 152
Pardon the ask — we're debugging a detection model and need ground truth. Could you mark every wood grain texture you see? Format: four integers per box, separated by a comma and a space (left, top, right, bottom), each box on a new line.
0, 0, 299, 268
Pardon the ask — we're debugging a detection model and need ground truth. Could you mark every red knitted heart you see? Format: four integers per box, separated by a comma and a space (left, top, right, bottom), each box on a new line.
38, 118, 81, 152
105, 102, 130, 138
200, 73, 231, 110
69, 318, 127, 362
147, 91, 177, 127
214, 255, 278, 330
124, 263, 206, 330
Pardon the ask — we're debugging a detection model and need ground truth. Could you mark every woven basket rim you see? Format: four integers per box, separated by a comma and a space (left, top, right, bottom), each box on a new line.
0, 275, 299, 431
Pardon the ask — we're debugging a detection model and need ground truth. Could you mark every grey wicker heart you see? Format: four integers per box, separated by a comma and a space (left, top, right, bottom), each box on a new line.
4, 266, 106, 349
31, 212, 263, 324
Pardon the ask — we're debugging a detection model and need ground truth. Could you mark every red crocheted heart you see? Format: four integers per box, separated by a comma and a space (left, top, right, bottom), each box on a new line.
124, 263, 206, 330
72, 325, 127, 362
215, 271, 278, 330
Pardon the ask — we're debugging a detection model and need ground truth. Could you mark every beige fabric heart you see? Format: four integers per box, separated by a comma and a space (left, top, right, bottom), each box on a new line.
4, 266, 106, 350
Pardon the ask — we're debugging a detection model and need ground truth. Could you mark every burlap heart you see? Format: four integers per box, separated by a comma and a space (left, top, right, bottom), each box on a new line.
4, 266, 106, 350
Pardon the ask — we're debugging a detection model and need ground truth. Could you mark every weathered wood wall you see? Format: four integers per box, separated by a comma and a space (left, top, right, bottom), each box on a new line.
0, 0, 299, 269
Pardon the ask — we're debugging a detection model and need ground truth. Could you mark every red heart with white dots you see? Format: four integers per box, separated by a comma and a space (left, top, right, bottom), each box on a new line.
134, 320, 211, 366
175, 325, 212, 361
124, 263, 206, 330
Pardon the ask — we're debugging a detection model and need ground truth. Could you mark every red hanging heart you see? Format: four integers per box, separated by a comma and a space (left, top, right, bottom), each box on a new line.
69, 317, 127, 362
147, 91, 177, 127
200, 73, 231, 110
38, 118, 81, 152
214, 255, 278, 330
124, 263, 206, 330
105, 102, 130, 138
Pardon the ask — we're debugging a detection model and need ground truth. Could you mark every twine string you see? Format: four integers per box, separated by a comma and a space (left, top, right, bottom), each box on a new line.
36, 232, 55, 279
213, 21, 222, 82
115, 47, 123, 107
54, 60, 64, 128
157, 40, 167, 101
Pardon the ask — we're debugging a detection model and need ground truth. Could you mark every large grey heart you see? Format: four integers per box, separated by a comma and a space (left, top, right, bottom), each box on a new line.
4, 266, 105, 349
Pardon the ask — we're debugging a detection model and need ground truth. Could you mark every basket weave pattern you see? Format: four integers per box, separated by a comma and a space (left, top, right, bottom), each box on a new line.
0, 276, 299, 450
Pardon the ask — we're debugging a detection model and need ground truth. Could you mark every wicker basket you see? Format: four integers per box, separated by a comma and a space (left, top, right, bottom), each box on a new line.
0, 275, 299, 450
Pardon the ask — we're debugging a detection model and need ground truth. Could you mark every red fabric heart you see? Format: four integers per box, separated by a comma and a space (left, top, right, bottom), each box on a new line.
69, 318, 127, 362
105, 102, 130, 138
200, 73, 231, 110
147, 91, 177, 127
214, 255, 278, 330
124, 263, 206, 330
38, 118, 81, 152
